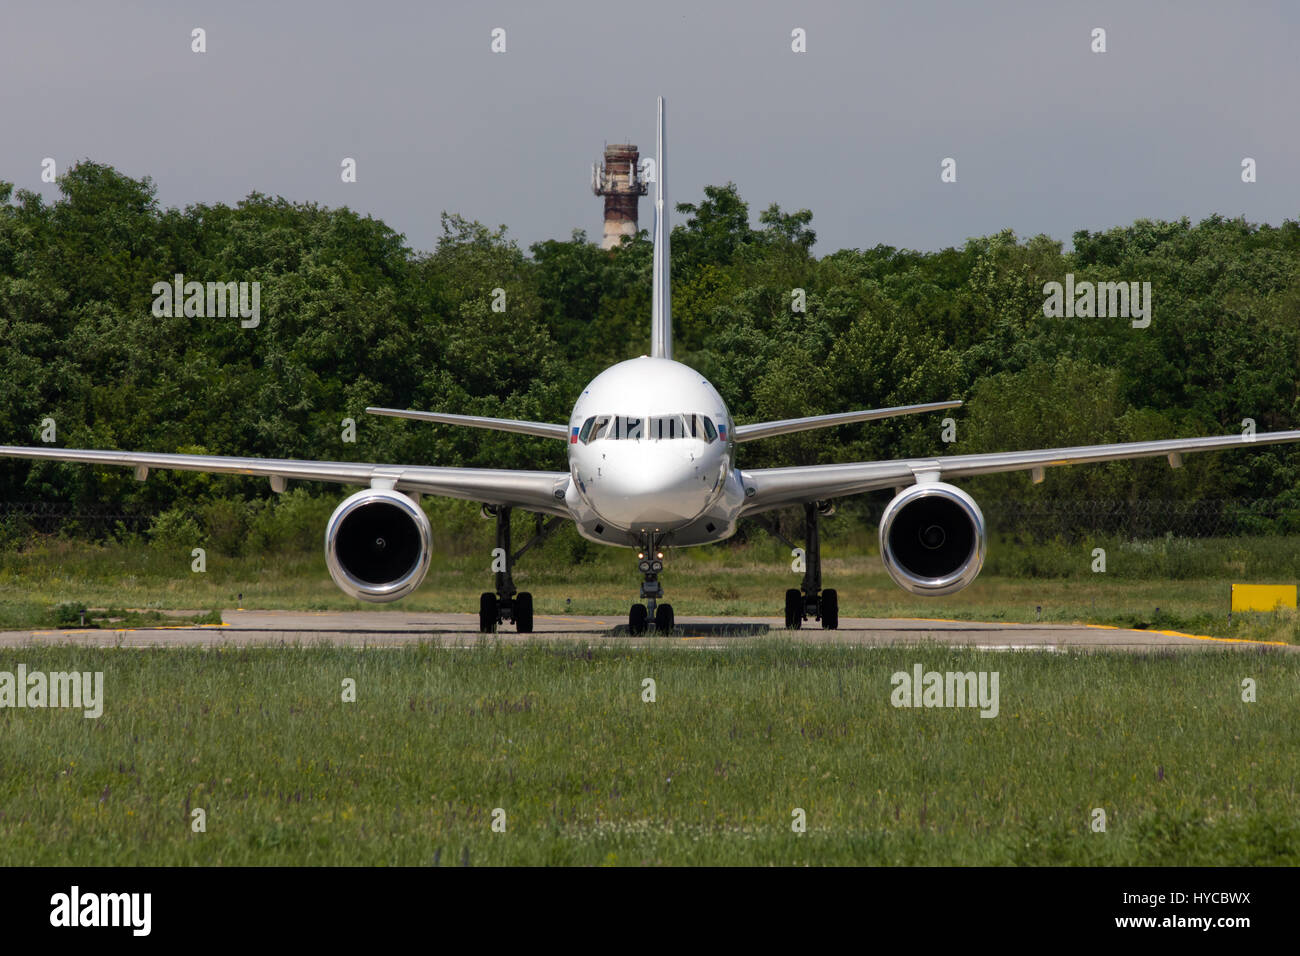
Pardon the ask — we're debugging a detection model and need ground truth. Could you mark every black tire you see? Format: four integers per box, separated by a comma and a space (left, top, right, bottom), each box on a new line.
479, 592, 498, 633
821, 588, 839, 630
785, 588, 802, 630
628, 603, 648, 636
655, 603, 674, 634
514, 591, 534, 633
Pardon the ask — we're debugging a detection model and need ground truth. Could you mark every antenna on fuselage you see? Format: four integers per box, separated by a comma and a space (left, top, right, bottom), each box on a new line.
650, 96, 672, 361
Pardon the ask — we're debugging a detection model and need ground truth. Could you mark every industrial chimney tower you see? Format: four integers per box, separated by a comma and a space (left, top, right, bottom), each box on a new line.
591, 144, 648, 250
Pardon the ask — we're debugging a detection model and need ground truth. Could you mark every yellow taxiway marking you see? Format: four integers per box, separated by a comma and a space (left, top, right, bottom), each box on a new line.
1081, 622, 1287, 647
865, 616, 1287, 648
33, 623, 229, 635
1152, 628, 1287, 647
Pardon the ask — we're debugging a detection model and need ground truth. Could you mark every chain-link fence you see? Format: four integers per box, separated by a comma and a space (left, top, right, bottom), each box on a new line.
980, 498, 1300, 539
0, 501, 155, 539
756, 496, 1300, 544
2, 497, 1299, 544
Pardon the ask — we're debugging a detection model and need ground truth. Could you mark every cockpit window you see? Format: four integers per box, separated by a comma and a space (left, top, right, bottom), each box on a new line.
651, 415, 684, 440
580, 415, 610, 444
579, 414, 718, 442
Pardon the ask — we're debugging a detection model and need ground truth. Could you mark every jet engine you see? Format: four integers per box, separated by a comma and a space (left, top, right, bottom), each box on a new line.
879, 482, 985, 596
325, 488, 432, 602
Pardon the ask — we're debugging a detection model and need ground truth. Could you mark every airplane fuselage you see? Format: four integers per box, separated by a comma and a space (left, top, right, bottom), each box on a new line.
563, 357, 747, 547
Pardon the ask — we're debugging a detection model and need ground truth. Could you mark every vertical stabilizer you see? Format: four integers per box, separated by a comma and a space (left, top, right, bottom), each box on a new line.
650, 96, 672, 360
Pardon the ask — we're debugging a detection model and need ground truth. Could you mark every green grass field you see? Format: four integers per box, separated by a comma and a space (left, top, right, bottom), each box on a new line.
0, 643, 1295, 865
2, 529, 1298, 644
2, 526, 1296, 865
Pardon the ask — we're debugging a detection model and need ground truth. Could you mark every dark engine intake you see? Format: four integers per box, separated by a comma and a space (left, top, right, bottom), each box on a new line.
325, 488, 432, 602
879, 482, 985, 596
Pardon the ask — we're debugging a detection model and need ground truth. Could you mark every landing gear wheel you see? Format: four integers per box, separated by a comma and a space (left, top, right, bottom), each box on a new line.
629, 603, 649, 636
514, 591, 534, 633
655, 603, 674, 635
479, 592, 499, 633
820, 588, 838, 630
785, 588, 802, 630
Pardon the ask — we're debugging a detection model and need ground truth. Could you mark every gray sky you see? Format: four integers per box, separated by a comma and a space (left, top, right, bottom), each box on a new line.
3, 0, 1297, 255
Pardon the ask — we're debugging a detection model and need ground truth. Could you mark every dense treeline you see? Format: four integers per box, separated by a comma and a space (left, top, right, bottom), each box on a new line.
1, 162, 1298, 537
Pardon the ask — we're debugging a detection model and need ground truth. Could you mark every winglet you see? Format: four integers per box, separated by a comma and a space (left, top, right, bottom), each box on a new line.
650, 95, 672, 360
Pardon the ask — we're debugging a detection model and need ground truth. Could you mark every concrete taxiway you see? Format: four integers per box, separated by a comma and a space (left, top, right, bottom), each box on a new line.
0, 609, 1292, 652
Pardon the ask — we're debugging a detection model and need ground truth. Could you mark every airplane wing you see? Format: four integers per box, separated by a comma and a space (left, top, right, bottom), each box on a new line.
365, 407, 568, 440
0, 446, 571, 516
739, 430, 1300, 514
733, 401, 961, 442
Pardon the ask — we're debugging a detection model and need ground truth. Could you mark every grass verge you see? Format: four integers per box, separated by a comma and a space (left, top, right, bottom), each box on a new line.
2, 533, 1298, 643
0, 642, 1294, 865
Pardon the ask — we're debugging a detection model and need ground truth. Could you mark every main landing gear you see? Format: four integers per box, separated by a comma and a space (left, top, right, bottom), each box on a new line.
478, 506, 562, 634
627, 534, 673, 636
781, 501, 838, 630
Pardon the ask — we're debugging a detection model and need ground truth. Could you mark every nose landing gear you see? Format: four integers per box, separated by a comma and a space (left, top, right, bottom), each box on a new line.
628, 535, 673, 635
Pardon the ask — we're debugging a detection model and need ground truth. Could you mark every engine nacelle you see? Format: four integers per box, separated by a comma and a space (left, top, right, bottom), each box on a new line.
325, 488, 432, 602
879, 482, 986, 596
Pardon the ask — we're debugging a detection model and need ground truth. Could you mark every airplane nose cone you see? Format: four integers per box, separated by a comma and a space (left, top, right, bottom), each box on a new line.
589, 449, 715, 530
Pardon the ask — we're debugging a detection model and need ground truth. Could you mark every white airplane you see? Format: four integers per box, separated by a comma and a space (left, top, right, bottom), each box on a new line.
3, 97, 1299, 635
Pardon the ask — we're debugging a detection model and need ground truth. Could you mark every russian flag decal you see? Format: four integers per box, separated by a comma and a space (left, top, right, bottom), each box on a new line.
571, 426, 580, 443
718, 424, 728, 441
